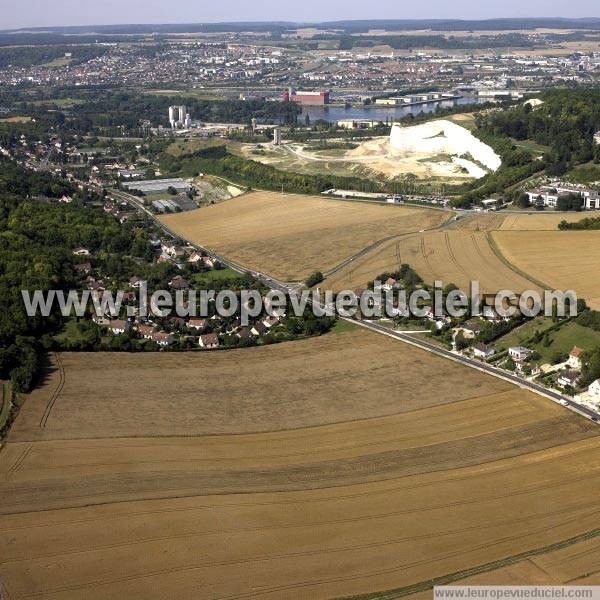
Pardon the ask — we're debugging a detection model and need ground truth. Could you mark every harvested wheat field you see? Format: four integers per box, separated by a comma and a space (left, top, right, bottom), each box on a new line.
7, 332, 508, 441
2, 329, 600, 599
326, 230, 540, 295
160, 191, 448, 280
492, 230, 600, 309
499, 212, 591, 231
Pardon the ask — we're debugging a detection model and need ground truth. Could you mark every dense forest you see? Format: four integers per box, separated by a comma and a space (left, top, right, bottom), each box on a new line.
0, 45, 106, 69
478, 90, 600, 175
0, 160, 150, 392
335, 33, 537, 51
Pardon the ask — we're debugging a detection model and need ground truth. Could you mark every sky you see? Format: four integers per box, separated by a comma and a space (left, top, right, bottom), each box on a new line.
2, 0, 599, 29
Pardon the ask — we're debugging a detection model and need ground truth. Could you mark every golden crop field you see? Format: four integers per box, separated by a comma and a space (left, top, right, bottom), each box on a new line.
2, 330, 600, 599
326, 230, 540, 294
160, 191, 448, 281
499, 212, 592, 231
492, 230, 600, 309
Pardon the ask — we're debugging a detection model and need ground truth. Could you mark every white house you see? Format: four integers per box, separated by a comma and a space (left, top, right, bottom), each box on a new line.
589, 379, 600, 399
509, 346, 532, 362
558, 370, 580, 388
188, 251, 203, 264
72, 247, 90, 256
473, 342, 495, 360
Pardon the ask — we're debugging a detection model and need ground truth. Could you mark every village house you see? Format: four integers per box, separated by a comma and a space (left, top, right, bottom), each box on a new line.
92, 313, 110, 327
136, 324, 157, 340
482, 305, 507, 322
473, 342, 496, 360
187, 318, 208, 331
509, 346, 532, 362
152, 331, 175, 347
162, 242, 186, 259
188, 251, 203, 264
458, 320, 484, 340
558, 370, 580, 388
169, 275, 189, 290
129, 276, 143, 289
589, 379, 600, 399
568, 346, 584, 370
251, 322, 268, 336
199, 333, 220, 349
109, 319, 131, 335
202, 256, 216, 268
262, 316, 280, 329
73, 247, 90, 256
381, 278, 398, 292
237, 327, 252, 340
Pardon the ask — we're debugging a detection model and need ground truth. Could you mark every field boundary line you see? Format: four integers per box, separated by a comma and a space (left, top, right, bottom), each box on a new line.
339, 522, 600, 600
486, 231, 552, 290
39, 352, 65, 429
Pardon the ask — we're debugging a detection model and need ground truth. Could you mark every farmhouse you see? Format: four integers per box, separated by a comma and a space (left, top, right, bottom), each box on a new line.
199, 333, 220, 349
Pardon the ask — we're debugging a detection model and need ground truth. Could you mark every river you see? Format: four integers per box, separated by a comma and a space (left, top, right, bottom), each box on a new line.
301, 96, 483, 123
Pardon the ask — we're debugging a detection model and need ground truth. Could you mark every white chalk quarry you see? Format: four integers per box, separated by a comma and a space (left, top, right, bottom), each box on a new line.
389, 120, 502, 173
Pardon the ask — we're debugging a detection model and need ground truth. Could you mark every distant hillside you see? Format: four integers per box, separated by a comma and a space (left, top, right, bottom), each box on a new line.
2, 17, 600, 37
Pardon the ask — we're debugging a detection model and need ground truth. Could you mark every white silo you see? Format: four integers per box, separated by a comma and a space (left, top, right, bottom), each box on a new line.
178, 105, 187, 125
168, 106, 177, 128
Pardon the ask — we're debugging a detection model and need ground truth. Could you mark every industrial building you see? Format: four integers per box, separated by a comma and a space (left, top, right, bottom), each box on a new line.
169, 105, 191, 129
337, 119, 381, 130
282, 87, 330, 106
122, 178, 192, 194
374, 93, 456, 107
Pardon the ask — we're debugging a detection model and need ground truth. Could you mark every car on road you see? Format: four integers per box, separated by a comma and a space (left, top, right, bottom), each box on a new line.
559, 400, 569, 406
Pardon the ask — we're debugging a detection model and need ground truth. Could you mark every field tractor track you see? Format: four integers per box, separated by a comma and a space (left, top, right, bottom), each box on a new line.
445, 232, 469, 278
39, 352, 65, 429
